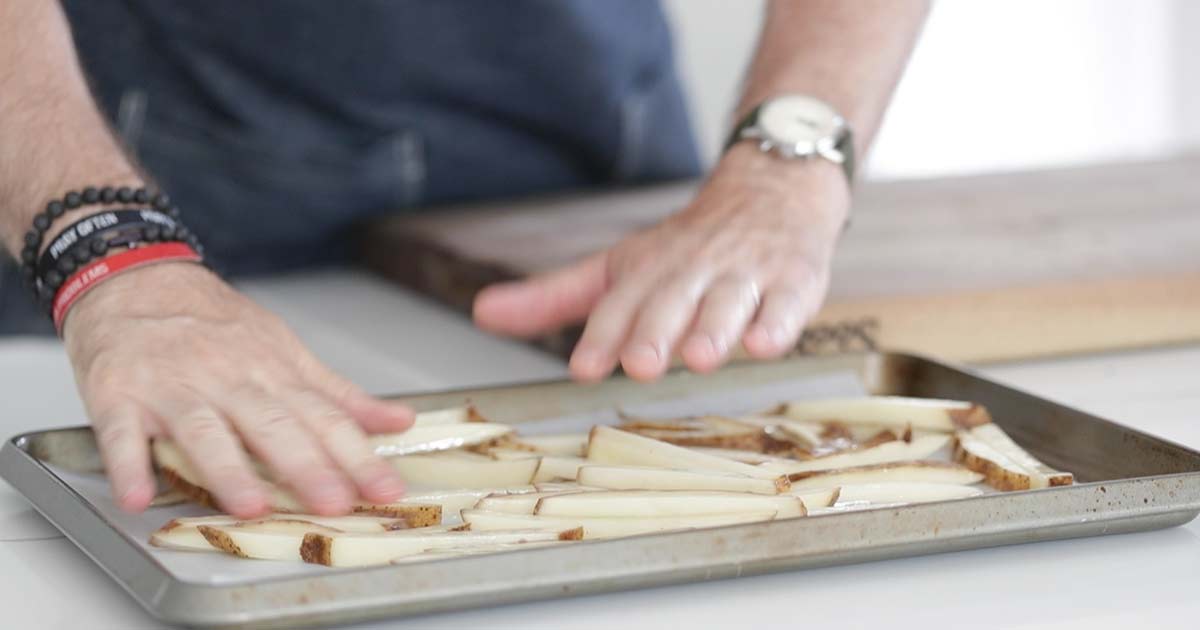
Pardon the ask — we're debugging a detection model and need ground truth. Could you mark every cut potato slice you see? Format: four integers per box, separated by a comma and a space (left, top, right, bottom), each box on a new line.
197, 523, 339, 561
148, 488, 190, 508
954, 424, 1073, 490
533, 481, 601, 493
390, 452, 539, 488
790, 487, 840, 509
586, 426, 782, 480
518, 434, 589, 457
412, 405, 478, 426
533, 455, 586, 482
686, 447, 798, 466
487, 448, 541, 461
473, 491, 582, 515
762, 435, 951, 475
534, 490, 806, 519
835, 482, 983, 506
781, 396, 992, 431
617, 414, 767, 450
788, 461, 984, 490
151, 513, 411, 550
300, 528, 582, 567
576, 465, 788, 495
461, 509, 777, 539
368, 423, 513, 457
398, 487, 536, 523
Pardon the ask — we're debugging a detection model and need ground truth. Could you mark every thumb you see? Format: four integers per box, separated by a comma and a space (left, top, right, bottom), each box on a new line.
473, 253, 608, 338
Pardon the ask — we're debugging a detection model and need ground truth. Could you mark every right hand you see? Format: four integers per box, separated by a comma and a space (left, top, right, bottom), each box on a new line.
62, 262, 415, 518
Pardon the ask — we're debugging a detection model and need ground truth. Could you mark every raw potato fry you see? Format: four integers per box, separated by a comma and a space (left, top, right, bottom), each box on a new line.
519, 434, 589, 456
412, 406, 475, 426
487, 448, 540, 461
576, 465, 788, 495
301, 528, 583, 567
835, 482, 983, 506
587, 426, 783, 480
398, 488, 536, 523
617, 414, 767, 450
148, 488, 190, 508
474, 491, 582, 514
461, 509, 778, 539
954, 424, 1073, 490
533, 455, 586, 482
781, 396, 992, 431
762, 435, 952, 475
197, 523, 340, 561
534, 490, 806, 519
150, 513, 413, 550
155, 440, 442, 526
686, 447, 799, 466
787, 461, 984, 490
791, 487, 840, 509
390, 452, 539, 488
368, 423, 513, 457
533, 481, 601, 493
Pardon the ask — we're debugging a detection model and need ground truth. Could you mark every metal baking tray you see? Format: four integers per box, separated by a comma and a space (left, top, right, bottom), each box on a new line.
3, 352, 1199, 629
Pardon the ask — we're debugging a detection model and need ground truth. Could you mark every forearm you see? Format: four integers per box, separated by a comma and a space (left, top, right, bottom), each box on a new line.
0, 0, 141, 258
736, 0, 930, 153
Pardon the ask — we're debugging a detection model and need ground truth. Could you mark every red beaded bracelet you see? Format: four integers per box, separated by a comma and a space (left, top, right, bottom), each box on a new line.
52, 242, 203, 334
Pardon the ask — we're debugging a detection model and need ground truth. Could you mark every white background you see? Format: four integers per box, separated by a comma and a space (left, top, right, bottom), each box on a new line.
664, 0, 1191, 179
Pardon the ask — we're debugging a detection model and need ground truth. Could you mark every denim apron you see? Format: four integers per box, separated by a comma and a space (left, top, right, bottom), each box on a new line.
0, 0, 700, 334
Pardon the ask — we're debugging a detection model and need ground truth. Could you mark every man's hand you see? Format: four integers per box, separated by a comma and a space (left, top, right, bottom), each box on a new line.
473, 145, 849, 382
63, 263, 414, 518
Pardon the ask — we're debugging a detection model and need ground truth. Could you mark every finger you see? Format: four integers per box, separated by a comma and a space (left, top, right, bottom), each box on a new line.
742, 285, 818, 359
568, 282, 648, 382
157, 402, 271, 518
474, 254, 607, 337
619, 278, 708, 382
219, 390, 354, 515
91, 400, 156, 513
680, 276, 761, 373
303, 361, 414, 434
289, 389, 406, 503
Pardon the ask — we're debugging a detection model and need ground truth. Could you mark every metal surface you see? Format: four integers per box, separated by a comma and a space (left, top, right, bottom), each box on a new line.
2, 352, 1199, 629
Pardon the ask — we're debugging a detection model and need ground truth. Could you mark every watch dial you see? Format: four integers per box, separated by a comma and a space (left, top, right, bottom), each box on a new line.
758, 96, 841, 152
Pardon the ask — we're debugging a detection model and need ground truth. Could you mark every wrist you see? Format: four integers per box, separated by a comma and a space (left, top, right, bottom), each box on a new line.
709, 142, 851, 227
61, 261, 224, 345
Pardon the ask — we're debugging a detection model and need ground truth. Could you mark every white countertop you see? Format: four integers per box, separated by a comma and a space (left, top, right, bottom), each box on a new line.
1, 269, 1197, 630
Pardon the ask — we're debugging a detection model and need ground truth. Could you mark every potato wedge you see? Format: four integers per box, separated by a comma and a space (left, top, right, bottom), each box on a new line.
576, 465, 788, 495
150, 513, 413, 551
791, 487, 840, 509
518, 433, 589, 456
473, 491, 583, 515
762, 435, 951, 475
686, 447, 799, 466
390, 451, 539, 488
617, 414, 767, 450
533, 455, 586, 482
954, 424, 1073, 490
300, 528, 582, 567
461, 509, 778, 539
787, 461, 984, 490
534, 490, 806, 519
586, 426, 782, 480
368, 423, 513, 457
781, 396, 992, 431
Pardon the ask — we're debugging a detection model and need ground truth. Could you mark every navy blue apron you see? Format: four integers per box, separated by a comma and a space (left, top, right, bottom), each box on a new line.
1, 0, 700, 334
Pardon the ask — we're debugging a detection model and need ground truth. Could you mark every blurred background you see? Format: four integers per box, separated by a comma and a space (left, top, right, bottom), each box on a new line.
667, 0, 1188, 178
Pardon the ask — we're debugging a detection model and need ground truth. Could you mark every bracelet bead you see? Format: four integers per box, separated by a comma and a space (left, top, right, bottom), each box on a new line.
64, 191, 82, 208
90, 239, 109, 256
44, 270, 63, 289
99, 187, 116, 204
153, 194, 170, 211
82, 187, 100, 204
46, 200, 65, 218
32, 214, 51, 232
116, 187, 134, 203
24, 230, 39, 248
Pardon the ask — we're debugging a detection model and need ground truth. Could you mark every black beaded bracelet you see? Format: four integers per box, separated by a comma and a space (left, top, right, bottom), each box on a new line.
33, 209, 204, 313
19, 186, 176, 297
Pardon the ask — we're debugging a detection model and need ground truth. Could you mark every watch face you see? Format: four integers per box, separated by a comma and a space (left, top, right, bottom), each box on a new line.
758, 96, 842, 155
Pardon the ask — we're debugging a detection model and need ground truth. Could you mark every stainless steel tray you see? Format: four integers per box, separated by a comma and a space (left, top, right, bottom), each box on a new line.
3, 352, 1199, 629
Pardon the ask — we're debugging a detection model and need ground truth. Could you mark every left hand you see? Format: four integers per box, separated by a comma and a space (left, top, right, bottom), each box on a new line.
473, 144, 851, 382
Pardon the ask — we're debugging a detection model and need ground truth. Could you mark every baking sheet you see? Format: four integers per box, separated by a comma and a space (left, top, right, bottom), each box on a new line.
49, 370, 866, 585
5, 352, 1200, 629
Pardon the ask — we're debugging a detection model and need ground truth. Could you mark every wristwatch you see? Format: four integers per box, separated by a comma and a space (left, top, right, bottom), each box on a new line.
724, 94, 855, 183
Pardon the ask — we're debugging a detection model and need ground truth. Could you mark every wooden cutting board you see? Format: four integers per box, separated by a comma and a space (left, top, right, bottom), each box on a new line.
360, 156, 1200, 363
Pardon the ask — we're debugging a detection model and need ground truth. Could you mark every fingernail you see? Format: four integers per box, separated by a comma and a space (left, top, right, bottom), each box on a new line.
625, 343, 660, 366
768, 325, 791, 348
226, 487, 267, 515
